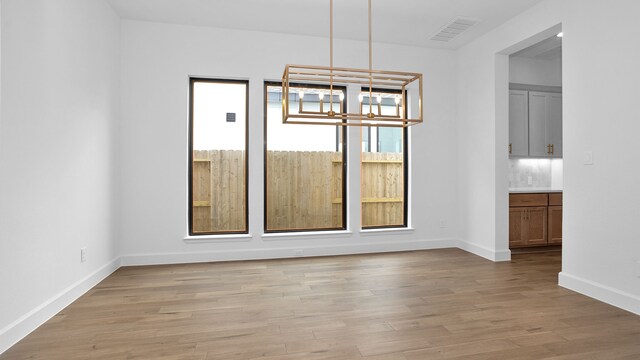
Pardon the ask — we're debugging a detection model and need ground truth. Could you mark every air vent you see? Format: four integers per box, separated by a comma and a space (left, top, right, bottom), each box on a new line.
429, 16, 481, 42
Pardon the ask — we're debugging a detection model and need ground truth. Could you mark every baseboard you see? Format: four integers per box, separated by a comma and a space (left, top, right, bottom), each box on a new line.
559, 272, 640, 315
457, 240, 511, 262
120, 238, 458, 266
0, 257, 121, 355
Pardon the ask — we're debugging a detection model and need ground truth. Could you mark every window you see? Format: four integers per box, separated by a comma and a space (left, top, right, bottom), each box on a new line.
188, 78, 248, 235
264, 82, 347, 232
360, 89, 408, 228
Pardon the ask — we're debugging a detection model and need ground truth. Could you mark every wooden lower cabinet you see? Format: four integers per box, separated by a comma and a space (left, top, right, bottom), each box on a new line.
509, 206, 547, 248
509, 192, 562, 249
547, 205, 563, 245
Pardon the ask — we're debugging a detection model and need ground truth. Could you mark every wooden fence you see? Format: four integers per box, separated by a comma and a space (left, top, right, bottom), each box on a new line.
192, 150, 246, 233
266, 151, 344, 231
192, 150, 403, 233
360, 152, 404, 227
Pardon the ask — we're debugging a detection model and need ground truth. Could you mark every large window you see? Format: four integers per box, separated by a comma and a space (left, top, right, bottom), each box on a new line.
360, 89, 408, 228
189, 78, 248, 235
264, 83, 347, 232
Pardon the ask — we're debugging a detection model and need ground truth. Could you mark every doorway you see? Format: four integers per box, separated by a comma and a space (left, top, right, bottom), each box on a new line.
495, 24, 563, 257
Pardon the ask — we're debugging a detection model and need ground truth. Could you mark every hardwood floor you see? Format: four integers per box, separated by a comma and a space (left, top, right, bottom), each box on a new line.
2, 249, 639, 359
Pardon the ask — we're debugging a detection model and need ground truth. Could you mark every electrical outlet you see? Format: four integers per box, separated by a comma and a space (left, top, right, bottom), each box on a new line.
527, 176, 533, 185
80, 247, 87, 263
439, 220, 447, 228
294, 249, 303, 257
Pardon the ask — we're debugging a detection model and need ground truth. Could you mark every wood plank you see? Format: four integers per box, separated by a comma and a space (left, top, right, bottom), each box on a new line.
509, 193, 548, 207
333, 197, 403, 204
549, 192, 563, 206
193, 201, 211, 207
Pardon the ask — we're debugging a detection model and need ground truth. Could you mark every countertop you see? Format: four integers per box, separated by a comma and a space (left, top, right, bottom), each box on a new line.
509, 187, 563, 194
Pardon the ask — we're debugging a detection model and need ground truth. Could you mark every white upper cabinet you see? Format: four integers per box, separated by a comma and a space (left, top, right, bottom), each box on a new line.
547, 93, 562, 158
509, 90, 529, 157
509, 89, 562, 158
528, 92, 549, 157
529, 91, 562, 158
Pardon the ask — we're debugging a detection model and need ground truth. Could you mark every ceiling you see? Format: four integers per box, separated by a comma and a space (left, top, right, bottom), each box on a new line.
512, 34, 562, 60
105, 0, 544, 49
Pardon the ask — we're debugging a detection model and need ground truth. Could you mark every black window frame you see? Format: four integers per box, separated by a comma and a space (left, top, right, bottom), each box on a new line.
188, 77, 249, 236
263, 81, 348, 233
360, 87, 409, 229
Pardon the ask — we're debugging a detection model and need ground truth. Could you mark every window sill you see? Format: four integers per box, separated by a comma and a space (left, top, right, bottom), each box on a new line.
262, 230, 352, 241
360, 227, 415, 235
184, 234, 253, 243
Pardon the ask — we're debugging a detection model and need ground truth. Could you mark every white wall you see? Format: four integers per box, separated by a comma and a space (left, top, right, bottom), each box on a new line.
509, 56, 562, 86
457, 0, 640, 313
0, 0, 120, 352
118, 20, 458, 264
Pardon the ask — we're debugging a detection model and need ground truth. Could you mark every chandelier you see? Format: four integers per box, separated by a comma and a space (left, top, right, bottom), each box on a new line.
282, 0, 423, 127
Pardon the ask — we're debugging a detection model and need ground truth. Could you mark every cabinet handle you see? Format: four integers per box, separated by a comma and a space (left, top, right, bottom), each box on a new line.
509, 143, 512, 154
546, 144, 551, 155
550, 144, 554, 155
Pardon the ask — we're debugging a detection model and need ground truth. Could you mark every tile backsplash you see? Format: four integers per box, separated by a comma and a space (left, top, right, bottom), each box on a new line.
509, 159, 563, 189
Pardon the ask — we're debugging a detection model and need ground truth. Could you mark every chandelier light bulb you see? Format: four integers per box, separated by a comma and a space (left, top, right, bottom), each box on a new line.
376, 95, 382, 104
318, 92, 324, 101
298, 90, 305, 99
339, 92, 344, 101
358, 93, 364, 103
395, 96, 400, 105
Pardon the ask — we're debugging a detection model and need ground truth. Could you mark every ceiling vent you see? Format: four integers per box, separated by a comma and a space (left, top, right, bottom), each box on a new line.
429, 16, 481, 42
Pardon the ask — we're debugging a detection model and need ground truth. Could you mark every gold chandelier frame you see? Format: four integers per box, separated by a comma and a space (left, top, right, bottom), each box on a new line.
282, 0, 423, 128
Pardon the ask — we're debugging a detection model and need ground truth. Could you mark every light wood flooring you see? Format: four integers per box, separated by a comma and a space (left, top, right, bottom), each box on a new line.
2, 249, 639, 359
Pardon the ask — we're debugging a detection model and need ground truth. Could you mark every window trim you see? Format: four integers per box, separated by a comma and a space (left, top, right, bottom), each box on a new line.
360, 87, 409, 230
263, 81, 348, 233
188, 77, 249, 236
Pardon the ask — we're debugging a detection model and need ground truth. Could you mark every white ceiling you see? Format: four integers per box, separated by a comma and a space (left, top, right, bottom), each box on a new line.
105, 0, 544, 49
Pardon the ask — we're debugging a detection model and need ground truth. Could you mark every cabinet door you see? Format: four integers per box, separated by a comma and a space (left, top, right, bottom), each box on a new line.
528, 92, 550, 157
529, 91, 563, 158
526, 207, 548, 246
548, 205, 562, 245
509, 90, 529, 157
509, 207, 527, 248
548, 93, 562, 158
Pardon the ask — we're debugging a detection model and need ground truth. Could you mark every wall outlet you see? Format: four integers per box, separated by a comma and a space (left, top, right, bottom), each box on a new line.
527, 176, 533, 185
439, 220, 447, 228
80, 247, 87, 263
293, 249, 303, 257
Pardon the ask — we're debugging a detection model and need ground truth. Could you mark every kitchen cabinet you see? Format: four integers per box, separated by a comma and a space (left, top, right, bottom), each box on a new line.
509, 207, 548, 248
508, 89, 562, 158
508, 193, 548, 248
509, 90, 528, 157
547, 193, 563, 245
529, 91, 562, 158
509, 192, 562, 249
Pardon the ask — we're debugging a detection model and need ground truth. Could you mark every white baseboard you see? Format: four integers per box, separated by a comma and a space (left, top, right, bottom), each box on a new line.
457, 239, 511, 262
0, 257, 121, 355
120, 238, 458, 266
559, 272, 640, 315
